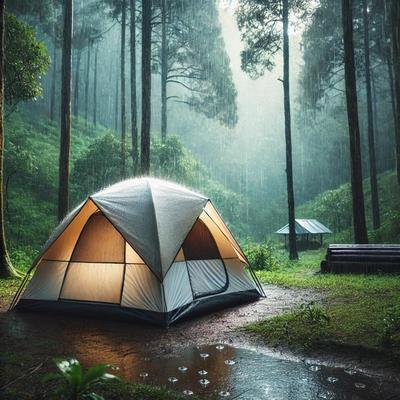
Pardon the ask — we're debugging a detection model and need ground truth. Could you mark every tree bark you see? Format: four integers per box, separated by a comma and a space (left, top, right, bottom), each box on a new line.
342, 0, 368, 243
387, 55, 398, 166
130, 0, 138, 174
115, 58, 119, 132
140, 0, 151, 175
0, 0, 16, 277
58, 0, 73, 222
161, 0, 167, 142
282, 0, 298, 260
93, 45, 98, 127
73, 48, 81, 117
50, 31, 57, 121
390, 0, 400, 184
362, 0, 380, 229
84, 42, 91, 127
120, 0, 127, 178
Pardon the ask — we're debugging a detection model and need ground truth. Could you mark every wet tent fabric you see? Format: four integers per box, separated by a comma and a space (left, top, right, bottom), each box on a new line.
14, 178, 263, 326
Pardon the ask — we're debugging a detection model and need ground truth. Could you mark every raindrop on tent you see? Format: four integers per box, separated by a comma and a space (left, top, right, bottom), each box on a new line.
200, 353, 209, 360
139, 372, 148, 379
216, 345, 225, 351
309, 365, 321, 372
219, 391, 230, 397
183, 390, 194, 396
168, 377, 178, 384
224, 360, 236, 366
178, 366, 188, 373
199, 378, 210, 386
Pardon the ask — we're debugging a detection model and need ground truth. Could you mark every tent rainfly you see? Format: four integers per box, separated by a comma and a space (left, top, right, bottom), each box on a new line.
10, 178, 264, 326
276, 219, 332, 246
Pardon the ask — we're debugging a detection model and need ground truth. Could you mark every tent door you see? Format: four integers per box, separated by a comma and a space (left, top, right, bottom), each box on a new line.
182, 219, 228, 299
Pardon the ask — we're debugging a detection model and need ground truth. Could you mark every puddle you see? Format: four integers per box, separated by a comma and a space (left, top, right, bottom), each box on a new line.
105, 344, 399, 399
2, 309, 400, 399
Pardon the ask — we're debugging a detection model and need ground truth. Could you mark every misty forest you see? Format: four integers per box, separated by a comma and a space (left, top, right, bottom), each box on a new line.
0, 0, 400, 399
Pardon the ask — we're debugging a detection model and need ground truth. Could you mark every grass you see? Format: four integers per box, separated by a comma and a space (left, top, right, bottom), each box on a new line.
250, 249, 400, 358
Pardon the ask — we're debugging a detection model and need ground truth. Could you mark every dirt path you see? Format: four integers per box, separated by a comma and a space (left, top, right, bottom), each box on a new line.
2, 284, 400, 397
0, 285, 320, 362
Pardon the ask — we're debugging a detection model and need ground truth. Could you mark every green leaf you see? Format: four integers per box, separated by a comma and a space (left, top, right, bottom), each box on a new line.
82, 393, 104, 400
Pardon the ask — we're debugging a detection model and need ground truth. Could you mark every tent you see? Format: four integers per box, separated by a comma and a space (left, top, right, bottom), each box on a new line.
11, 178, 264, 326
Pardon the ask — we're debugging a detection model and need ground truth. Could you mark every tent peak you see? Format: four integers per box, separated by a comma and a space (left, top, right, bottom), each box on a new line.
91, 177, 208, 201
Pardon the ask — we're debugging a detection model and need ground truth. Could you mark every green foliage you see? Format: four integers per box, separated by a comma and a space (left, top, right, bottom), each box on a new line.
382, 305, 400, 351
5, 13, 50, 108
71, 133, 124, 203
243, 241, 284, 271
152, 1, 238, 126
299, 301, 330, 324
297, 171, 400, 242
9, 247, 38, 272
245, 301, 330, 350
151, 136, 199, 184
236, 0, 309, 79
44, 358, 120, 400
298, 183, 352, 234
254, 250, 400, 358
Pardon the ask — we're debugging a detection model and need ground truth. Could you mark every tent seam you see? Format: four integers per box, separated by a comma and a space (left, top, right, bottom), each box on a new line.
147, 181, 166, 312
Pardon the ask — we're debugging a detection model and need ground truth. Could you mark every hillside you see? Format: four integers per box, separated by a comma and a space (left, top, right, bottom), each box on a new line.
296, 171, 400, 244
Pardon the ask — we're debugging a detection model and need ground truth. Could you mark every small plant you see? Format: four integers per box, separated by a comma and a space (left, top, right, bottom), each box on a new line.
44, 358, 120, 400
382, 305, 400, 349
300, 302, 330, 325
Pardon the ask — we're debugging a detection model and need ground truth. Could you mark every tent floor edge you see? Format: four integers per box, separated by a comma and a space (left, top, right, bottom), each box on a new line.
15, 290, 261, 327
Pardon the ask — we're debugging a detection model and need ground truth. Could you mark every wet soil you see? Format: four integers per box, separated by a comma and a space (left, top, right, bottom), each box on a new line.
1, 285, 399, 398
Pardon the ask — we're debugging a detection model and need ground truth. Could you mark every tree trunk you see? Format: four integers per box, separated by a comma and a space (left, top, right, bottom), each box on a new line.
387, 55, 398, 167
342, 0, 368, 243
93, 45, 98, 127
140, 0, 151, 175
390, 0, 400, 184
0, 0, 16, 277
282, 0, 298, 260
84, 42, 91, 127
120, 0, 126, 178
130, 0, 138, 174
362, 0, 380, 229
115, 58, 119, 132
73, 48, 81, 117
50, 35, 57, 121
58, 0, 73, 222
161, 0, 167, 142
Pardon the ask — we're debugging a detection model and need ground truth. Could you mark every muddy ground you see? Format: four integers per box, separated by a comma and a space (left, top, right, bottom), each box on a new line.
1, 284, 399, 394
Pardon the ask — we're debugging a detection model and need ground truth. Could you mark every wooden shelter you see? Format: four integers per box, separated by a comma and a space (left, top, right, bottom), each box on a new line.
276, 219, 332, 247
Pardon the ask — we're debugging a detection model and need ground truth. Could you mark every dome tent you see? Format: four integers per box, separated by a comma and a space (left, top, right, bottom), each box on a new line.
11, 178, 264, 326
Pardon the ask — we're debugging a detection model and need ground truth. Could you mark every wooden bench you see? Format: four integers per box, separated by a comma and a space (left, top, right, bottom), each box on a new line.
320, 244, 400, 274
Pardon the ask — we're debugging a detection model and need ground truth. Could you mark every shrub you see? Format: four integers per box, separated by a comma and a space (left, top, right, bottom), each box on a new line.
243, 241, 282, 271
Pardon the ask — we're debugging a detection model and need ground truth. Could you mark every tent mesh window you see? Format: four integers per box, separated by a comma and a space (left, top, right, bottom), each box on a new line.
183, 219, 228, 298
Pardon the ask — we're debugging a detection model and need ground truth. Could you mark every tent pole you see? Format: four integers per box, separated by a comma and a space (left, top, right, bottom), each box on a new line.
8, 264, 36, 311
